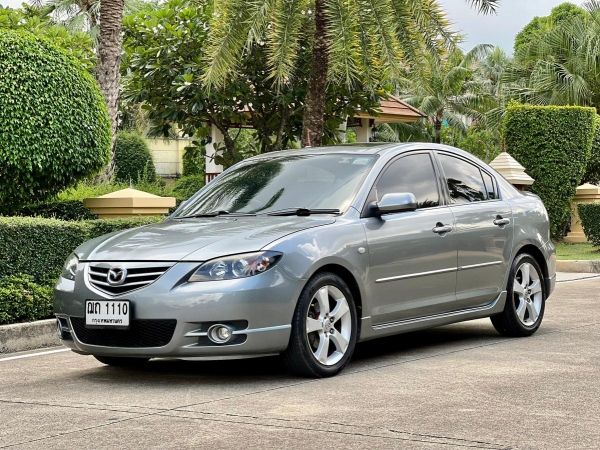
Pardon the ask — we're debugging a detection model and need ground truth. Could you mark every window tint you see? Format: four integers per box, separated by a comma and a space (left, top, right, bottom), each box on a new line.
481, 171, 497, 200
375, 153, 440, 209
438, 154, 487, 204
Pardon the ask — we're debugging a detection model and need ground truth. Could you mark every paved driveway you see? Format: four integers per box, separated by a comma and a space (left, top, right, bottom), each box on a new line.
1, 277, 599, 449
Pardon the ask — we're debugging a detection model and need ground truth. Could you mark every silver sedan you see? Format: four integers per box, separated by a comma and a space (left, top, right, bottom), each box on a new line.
55, 143, 556, 377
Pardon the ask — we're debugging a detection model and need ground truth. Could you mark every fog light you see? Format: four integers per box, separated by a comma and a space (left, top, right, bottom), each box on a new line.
207, 324, 233, 344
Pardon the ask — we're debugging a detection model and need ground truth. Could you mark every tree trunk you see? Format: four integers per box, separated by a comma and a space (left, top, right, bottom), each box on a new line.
97, 0, 125, 179
434, 119, 442, 144
301, 0, 329, 147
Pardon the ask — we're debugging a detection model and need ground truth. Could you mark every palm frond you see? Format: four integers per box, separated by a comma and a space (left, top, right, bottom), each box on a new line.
464, 0, 499, 15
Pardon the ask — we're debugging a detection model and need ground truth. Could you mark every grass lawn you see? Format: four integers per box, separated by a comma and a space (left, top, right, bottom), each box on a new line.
555, 241, 600, 260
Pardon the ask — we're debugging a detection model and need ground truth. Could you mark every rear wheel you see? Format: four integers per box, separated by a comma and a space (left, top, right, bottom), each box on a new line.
491, 253, 546, 337
94, 356, 150, 367
283, 272, 358, 377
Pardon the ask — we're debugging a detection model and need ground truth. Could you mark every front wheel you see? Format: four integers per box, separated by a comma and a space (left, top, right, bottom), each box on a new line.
491, 253, 546, 337
283, 272, 358, 377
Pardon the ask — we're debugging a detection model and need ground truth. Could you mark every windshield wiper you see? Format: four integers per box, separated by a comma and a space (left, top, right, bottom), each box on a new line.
266, 208, 341, 217
178, 210, 256, 218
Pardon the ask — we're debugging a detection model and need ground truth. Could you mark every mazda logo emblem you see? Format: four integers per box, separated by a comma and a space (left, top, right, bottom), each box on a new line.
107, 267, 127, 286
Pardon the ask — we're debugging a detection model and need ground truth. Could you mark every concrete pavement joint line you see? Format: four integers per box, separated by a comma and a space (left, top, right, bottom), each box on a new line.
155, 411, 510, 449
0, 398, 167, 415
169, 409, 510, 449
556, 274, 600, 283
0, 348, 69, 362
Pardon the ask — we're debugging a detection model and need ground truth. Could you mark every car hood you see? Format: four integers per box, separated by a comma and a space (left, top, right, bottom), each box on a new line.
77, 216, 336, 262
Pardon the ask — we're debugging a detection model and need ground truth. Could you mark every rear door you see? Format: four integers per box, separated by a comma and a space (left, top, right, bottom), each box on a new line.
362, 151, 458, 324
436, 152, 513, 308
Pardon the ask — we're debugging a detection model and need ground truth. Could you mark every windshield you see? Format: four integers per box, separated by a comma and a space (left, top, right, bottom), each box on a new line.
174, 153, 377, 217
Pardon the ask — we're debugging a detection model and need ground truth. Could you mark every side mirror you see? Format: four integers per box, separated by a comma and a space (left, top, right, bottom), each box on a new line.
370, 193, 417, 217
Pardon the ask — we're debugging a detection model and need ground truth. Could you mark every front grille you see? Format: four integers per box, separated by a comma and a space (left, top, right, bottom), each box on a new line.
88, 264, 171, 295
70, 318, 176, 347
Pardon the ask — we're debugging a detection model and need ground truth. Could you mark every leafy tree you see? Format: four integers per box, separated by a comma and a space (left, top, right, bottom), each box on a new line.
0, 31, 111, 210
122, 0, 381, 167
202, 0, 499, 147
0, 4, 94, 68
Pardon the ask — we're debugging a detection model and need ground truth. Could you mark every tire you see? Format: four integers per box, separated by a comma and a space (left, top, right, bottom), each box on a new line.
283, 272, 358, 378
491, 253, 546, 337
94, 356, 150, 367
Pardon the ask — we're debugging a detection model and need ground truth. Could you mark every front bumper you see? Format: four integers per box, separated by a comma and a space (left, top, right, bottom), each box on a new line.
54, 262, 302, 359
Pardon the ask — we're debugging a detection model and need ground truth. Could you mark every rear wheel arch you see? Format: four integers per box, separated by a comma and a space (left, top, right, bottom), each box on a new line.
514, 243, 549, 280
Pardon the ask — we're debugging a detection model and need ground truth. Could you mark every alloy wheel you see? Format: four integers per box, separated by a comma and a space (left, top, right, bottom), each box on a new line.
513, 262, 543, 326
306, 285, 352, 366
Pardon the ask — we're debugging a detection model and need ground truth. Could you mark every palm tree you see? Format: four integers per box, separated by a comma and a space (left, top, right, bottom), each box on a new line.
402, 45, 496, 143
203, 0, 499, 147
504, 0, 600, 109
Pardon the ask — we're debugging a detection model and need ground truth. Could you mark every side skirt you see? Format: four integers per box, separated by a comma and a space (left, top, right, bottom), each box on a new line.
358, 291, 507, 342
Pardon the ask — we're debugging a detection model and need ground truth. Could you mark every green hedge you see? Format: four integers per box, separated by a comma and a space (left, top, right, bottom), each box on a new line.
0, 275, 53, 325
114, 131, 157, 183
16, 200, 97, 221
503, 103, 596, 238
170, 175, 205, 201
584, 116, 600, 185
0, 31, 111, 211
0, 216, 161, 285
578, 204, 600, 247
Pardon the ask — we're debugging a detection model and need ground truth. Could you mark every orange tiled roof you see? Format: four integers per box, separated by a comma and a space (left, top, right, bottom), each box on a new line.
353, 95, 426, 123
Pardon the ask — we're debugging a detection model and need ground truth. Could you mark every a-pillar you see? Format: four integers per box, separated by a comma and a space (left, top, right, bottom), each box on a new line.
204, 124, 224, 183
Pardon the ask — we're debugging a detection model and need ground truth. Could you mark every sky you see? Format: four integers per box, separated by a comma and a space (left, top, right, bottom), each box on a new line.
0, 0, 587, 54
438, 0, 586, 54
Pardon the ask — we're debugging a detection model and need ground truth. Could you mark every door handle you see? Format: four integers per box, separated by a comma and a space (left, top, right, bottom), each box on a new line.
493, 216, 510, 227
432, 223, 453, 235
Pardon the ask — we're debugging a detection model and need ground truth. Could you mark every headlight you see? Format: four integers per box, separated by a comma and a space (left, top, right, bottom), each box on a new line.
188, 251, 282, 282
61, 253, 79, 280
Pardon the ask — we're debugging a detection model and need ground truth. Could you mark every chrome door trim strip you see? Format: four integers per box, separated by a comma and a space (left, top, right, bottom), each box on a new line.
375, 267, 457, 283
372, 295, 503, 330
375, 260, 504, 283
458, 260, 503, 271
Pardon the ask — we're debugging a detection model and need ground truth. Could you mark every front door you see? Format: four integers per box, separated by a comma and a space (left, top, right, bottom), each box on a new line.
437, 153, 513, 308
363, 152, 458, 325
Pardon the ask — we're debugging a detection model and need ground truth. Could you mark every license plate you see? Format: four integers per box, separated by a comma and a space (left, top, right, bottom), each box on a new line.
85, 300, 130, 327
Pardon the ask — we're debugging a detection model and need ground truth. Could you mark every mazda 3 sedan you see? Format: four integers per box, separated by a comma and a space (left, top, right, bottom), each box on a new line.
55, 143, 556, 377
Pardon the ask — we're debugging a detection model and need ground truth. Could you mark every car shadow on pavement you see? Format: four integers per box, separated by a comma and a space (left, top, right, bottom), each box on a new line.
82, 320, 502, 383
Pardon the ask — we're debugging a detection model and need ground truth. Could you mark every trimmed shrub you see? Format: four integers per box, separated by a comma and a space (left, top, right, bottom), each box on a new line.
170, 175, 205, 201
17, 200, 97, 221
0, 275, 54, 325
0, 216, 162, 284
583, 116, 600, 185
114, 131, 157, 183
578, 204, 600, 247
0, 31, 111, 211
503, 103, 596, 238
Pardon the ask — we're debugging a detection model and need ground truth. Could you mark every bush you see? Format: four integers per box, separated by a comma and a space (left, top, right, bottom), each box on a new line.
0, 31, 111, 211
182, 145, 204, 176
0, 216, 162, 284
0, 275, 54, 325
583, 116, 600, 185
17, 200, 97, 221
114, 131, 157, 183
169, 175, 205, 201
503, 103, 596, 238
578, 204, 600, 247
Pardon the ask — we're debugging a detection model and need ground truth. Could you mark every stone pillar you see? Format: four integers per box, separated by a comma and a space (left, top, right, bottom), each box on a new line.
355, 118, 372, 143
204, 124, 224, 183
564, 183, 600, 243
489, 152, 534, 190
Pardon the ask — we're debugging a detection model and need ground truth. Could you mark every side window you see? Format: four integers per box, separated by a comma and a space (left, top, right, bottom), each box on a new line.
438, 154, 487, 204
375, 153, 440, 209
481, 171, 497, 200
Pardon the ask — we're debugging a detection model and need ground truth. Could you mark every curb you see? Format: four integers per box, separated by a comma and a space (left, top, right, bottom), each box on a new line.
0, 319, 60, 354
556, 260, 600, 274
